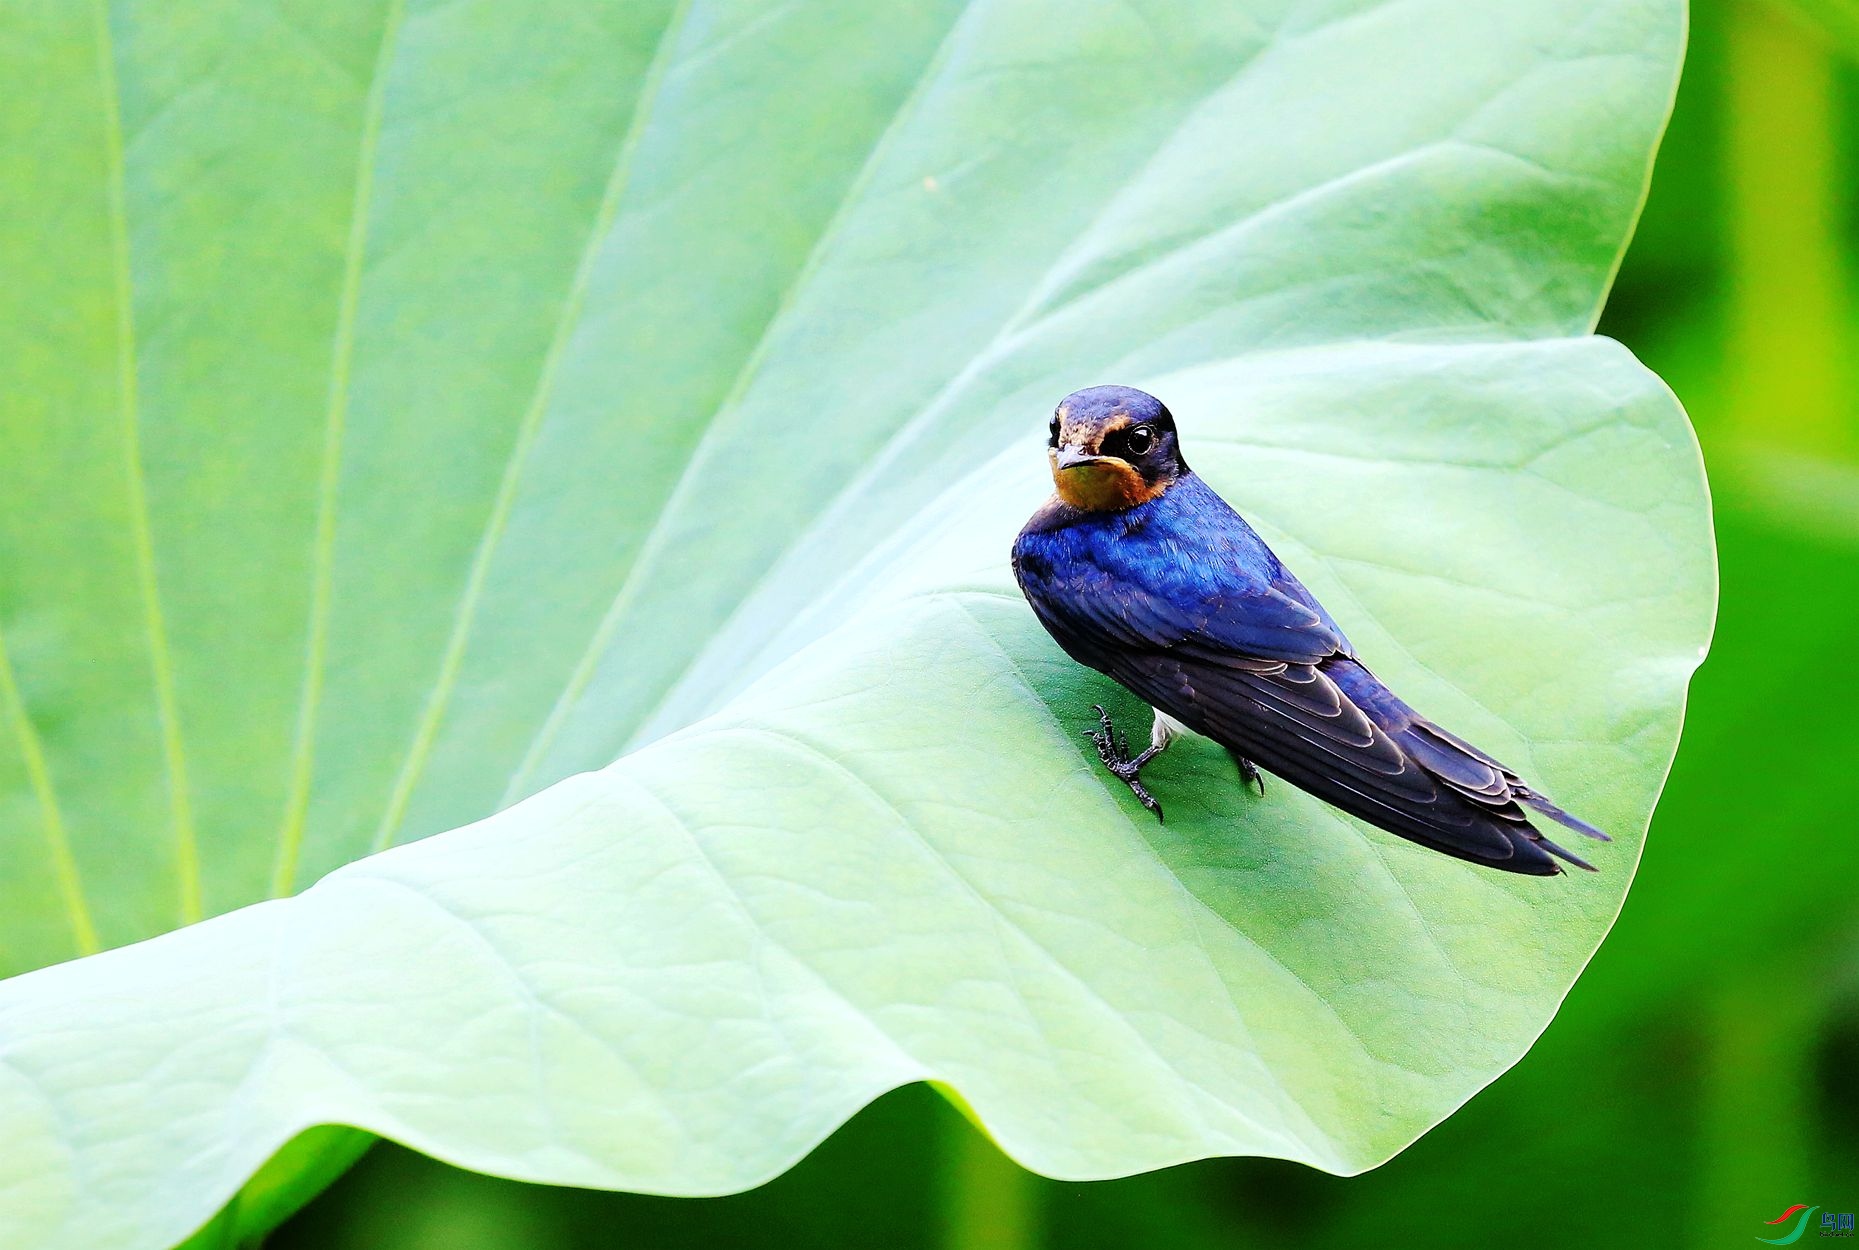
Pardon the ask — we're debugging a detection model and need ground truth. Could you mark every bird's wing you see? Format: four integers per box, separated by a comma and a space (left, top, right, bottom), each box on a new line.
1117, 649, 1595, 872
1022, 536, 1347, 666
1020, 529, 1600, 874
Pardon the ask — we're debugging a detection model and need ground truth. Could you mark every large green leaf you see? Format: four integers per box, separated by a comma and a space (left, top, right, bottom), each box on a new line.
0, 1, 1708, 1246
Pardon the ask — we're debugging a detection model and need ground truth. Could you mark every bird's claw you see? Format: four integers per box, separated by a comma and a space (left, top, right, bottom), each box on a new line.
1084, 705, 1164, 822
1232, 752, 1266, 797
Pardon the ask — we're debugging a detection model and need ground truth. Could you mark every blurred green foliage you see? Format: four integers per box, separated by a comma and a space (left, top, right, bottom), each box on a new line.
270, 2, 1859, 1246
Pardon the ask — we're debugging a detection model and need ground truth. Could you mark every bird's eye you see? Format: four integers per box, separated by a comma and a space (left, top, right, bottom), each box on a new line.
1047, 416, 1060, 447
1125, 424, 1155, 456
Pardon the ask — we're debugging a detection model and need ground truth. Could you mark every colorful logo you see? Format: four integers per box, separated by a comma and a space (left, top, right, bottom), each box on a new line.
1759, 1206, 1819, 1245
1758, 1205, 1857, 1243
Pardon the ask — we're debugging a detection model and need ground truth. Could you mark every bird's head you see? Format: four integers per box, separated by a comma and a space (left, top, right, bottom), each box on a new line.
1046, 385, 1187, 511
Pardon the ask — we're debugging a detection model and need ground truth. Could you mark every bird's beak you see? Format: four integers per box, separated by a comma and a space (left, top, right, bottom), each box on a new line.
1054, 446, 1109, 472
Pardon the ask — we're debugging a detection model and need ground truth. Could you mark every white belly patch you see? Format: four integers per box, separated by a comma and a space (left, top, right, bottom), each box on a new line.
1150, 708, 1195, 752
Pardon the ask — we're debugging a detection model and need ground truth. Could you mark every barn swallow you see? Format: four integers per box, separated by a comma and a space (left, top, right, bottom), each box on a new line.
1009, 384, 1608, 875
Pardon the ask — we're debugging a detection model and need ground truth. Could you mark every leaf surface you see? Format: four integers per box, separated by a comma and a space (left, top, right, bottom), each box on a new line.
0, 2, 1707, 1246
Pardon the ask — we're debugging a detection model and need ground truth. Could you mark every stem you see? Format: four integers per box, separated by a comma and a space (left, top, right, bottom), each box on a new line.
1724, 0, 1852, 455
941, 1099, 1040, 1250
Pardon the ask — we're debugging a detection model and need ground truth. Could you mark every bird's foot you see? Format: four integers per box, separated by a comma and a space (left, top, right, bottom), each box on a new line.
1230, 750, 1265, 797
1086, 704, 1164, 821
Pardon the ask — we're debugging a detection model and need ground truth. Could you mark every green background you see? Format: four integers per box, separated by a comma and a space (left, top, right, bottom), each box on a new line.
258, 1, 1859, 1246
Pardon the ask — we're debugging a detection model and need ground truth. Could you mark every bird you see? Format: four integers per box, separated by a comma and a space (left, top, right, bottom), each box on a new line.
1009, 384, 1608, 875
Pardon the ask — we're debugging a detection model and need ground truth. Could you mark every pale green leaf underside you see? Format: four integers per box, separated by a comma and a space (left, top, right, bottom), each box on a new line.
0, 1, 1706, 1246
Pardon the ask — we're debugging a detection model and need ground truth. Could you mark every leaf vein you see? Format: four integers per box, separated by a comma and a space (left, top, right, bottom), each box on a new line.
94, 0, 201, 925
273, 0, 410, 898
0, 627, 98, 956
370, 0, 700, 853
499, 0, 985, 805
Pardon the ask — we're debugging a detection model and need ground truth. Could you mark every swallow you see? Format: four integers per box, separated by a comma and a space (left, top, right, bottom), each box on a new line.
1009, 384, 1609, 875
